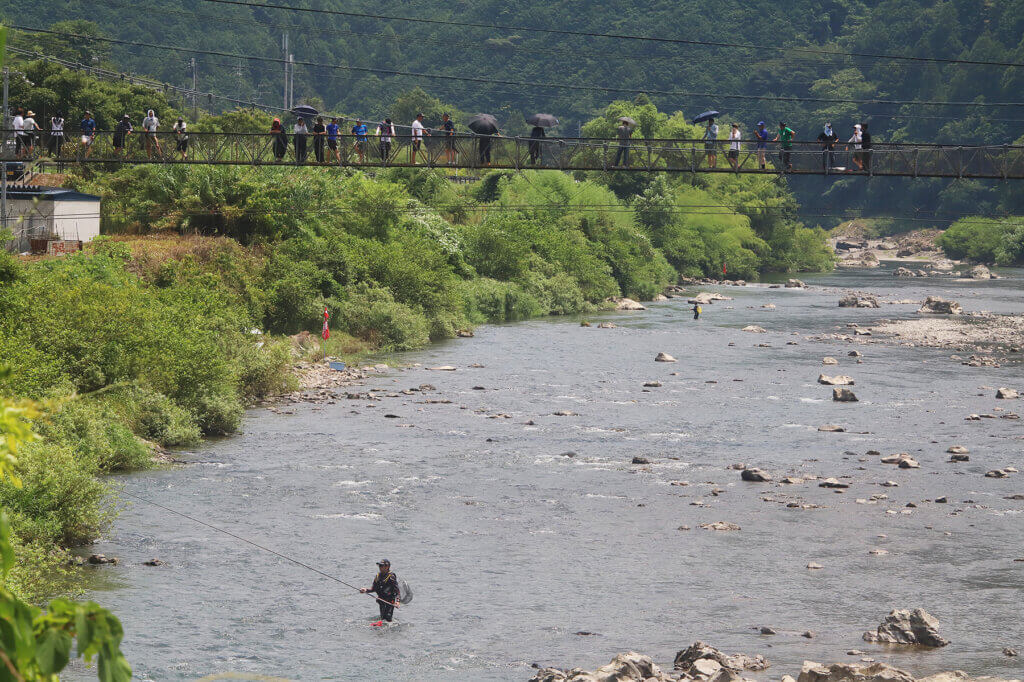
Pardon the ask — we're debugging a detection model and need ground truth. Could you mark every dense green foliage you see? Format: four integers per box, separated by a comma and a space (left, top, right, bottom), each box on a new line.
6, 2, 1024, 223
0, 387, 132, 681
936, 216, 1024, 264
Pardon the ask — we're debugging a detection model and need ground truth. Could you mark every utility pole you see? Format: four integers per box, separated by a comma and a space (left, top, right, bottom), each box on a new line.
282, 32, 289, 110
2, 67, 8, 239
189, 58, 197, 121
288, 53, 294, 109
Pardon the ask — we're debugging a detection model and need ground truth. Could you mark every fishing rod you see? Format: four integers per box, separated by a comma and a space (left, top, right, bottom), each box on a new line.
118, 490, 403, 609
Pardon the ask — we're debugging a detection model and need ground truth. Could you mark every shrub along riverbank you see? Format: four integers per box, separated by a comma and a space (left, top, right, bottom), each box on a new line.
0, 99, 833, 602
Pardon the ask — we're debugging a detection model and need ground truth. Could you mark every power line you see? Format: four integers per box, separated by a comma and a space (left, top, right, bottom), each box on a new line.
197, 0, 1024, 69
10, 25, 1024, 109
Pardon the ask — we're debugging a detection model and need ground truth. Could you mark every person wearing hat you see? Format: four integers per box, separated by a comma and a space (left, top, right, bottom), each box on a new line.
846, 123, 864, 171
440, 113, 456, 166
753, 121, 769, 170
113, 114, 133, 159
351, 118, 368, 164
142, 109, 162, 159
173, 117, 189, 160
359, 559, 401, 626
376, 117, 395, 162
772, 121, 796, 172
410, 112, 430, 164
21, 110, 41, 158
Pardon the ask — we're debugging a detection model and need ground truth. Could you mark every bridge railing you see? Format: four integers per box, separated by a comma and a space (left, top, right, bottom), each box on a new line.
2, 130, 1022, 178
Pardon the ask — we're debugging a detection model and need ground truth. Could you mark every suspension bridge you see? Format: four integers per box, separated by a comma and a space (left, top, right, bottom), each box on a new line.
6, 131, 1024, 179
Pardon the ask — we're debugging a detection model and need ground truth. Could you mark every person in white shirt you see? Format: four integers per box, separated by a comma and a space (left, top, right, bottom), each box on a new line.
173, 117, 188, 160
48, 113, 65, 157
727, 123, 742, 170
846, 124, 863, 171
703, 118, 719, 169
293, 118, 309, 163
21, 111, 40, 158
410, 113, 429, 164
12, 108, 26, 158
376, 118, 394, 162
142, 109, 162, 159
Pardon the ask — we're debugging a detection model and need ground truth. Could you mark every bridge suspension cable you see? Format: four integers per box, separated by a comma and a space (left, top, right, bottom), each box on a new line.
198, 0, 1024, 69
10, 25, 1024, 109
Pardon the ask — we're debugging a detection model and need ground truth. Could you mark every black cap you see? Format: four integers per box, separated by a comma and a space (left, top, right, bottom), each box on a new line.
376, 559, 390, 566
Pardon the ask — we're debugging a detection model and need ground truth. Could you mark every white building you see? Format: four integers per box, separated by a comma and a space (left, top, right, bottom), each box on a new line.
3, 186, 101, 252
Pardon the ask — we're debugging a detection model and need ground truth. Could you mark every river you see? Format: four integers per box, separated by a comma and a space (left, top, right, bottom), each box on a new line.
79, 266, 1024, 681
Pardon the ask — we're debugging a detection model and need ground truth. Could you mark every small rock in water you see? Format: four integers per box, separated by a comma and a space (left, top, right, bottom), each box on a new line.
631, 456, 651, 465
985, 469, 1011, 478
700, 521, 741, 531
868, 548, 890, 555
819, 478, 850, 489
935, 496, 948, 504
143, 558, 164, 566
88, 554, 118, 565
759, 627, 777, 635
849, 350, 863, 357
741, 468, 772, 482
597, 322, 616, 329
655, 352, 677, 362
806, 562, 824, 570
898, 457, 921, 469
643, 381, 663, 387
833, 387, 858, 402
802, 631, 815, 638
996, 387, 1019, 399
552, 410, 579, 416
580, 321, 592, 327
822, 357, 839, 365
819, 374, 855, 386
1004, 647, 1018, 657
742, 325, 767, 333
818, 424, 845, 432
947, 445, 969, 454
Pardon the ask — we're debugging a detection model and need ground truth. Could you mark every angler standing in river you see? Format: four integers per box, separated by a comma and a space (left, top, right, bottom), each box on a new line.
360, 559, 401, 626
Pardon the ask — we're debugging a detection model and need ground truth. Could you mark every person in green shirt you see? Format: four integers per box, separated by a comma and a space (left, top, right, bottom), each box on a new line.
773, 122, 796, 171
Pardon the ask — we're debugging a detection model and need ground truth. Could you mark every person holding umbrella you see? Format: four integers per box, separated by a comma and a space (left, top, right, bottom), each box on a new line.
526, 114, 558, 166
614, 116, 634, 167
293, 117, 309, 164
467, 114, 500, 166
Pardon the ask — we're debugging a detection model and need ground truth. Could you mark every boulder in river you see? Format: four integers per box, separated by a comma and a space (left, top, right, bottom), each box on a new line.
655, 352, 677, 362
839, 294, 881, 308
894, 267, 916, 277
918, 296, 963, 315
822, 357, 839, 365
611, 297, 647, 310
946, 445, 969, 454
995, 387, 1019, 399
530, 651, 674, 682
833, 387, 858, 402
969, 264, 992, 280
798, 661, 915, 682
742, 325, 767, 333
700, 521, 741, 531
862, 608, 950, 647
741, 468, 772, 482
674, 641, 769, 674
690, 292, 733, 304
818, 424, 845, 432
786, 279, 806, 288
819, 374, 855, 386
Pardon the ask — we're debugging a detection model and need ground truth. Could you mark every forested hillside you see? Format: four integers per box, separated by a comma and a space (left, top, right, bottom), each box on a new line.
5, 0, 1024, 222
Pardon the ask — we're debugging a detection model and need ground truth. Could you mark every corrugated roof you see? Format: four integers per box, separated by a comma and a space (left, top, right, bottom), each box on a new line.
3, 186, 101, 202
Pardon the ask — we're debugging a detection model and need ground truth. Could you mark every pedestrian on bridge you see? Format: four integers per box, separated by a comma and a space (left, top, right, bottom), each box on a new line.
728, 123, 741, 170
12, 108, 25, 159
293, 117, 309, 164
21, 111, 40, 159
80, 111, 97, 159
142, 109, 162, 159
113, 114, 133, 159
753, 121, 769, 169
614, 119, 633, 167
48, 112, 65, 157
326, 118, 341, 163
312, 116, 327, 163
440, 113, 457, 166
270, 118, 288, 162
773, 122, 795, 171
860, 123, 872, 173
817, 123, 838, 171
377, 118, 394, 163
411, 113, 430, 164
352, 119, 368, 163
846, 124, 863, 171
703, 118, 719, 168
173, 117, 188, 160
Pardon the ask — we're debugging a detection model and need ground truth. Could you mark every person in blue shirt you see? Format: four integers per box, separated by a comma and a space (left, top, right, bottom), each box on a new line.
326, 117, 340, 163
351, 119, 368, 163
753, 121, 769, 170
80, 110, 97, 158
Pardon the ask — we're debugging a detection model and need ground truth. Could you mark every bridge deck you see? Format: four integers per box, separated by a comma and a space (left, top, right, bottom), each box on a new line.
7, 132, 1024, 179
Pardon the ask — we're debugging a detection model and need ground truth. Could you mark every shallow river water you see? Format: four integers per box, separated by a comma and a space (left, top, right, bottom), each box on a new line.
80, 266, 1023, 681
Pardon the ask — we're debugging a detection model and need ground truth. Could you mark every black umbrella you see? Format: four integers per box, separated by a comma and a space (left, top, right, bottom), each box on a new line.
291, 104, 319, 119
527, 113, 559, 128
466, 113, 499, 135
617, 116, 637, 127
692, 110, 720, 124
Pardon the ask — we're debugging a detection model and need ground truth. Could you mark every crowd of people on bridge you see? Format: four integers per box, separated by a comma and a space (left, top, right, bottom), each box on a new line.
4, 105, 878, 172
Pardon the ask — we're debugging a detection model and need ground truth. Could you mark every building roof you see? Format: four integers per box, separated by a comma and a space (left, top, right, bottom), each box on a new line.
3, 186, 101, 202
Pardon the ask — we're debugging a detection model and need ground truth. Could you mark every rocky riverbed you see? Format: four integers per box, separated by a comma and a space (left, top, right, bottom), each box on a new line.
77, 265, 1024, 681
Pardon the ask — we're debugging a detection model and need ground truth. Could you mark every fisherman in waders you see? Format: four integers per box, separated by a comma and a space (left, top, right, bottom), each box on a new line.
360, 559, 400, 626
692, 303, 702, 320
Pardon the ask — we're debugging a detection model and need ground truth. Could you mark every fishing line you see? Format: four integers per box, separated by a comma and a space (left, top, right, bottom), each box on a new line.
118, 489, 401, 608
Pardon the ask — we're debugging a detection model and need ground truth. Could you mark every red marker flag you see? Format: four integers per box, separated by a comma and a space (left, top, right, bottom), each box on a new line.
321, 306, 330, 340
722, 262, 727, 275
